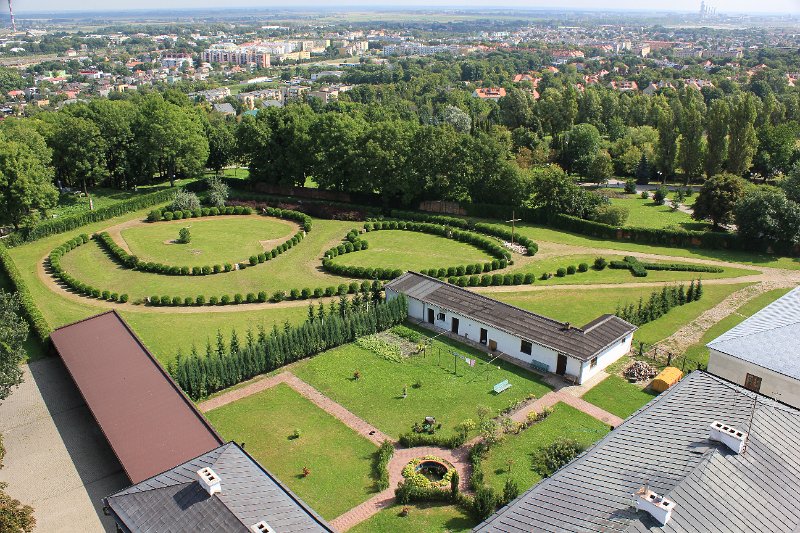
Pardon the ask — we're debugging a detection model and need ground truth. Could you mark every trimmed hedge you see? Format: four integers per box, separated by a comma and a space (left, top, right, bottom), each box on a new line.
6, 188, 176, 246
609, 255, 723, 278
0, 242, 51, 342
148, 205, 253, 222
373, 441, 394, 491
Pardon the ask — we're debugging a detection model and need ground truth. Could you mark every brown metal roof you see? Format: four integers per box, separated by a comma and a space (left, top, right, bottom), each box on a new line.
51, 310, 223, 484
386, 272, 636, 361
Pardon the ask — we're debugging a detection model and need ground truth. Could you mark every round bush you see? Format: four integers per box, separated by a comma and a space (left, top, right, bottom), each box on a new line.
556, 268, 567, 277
172, 296, 181, 306
594, 257, 608, 270
209, 296, 219, 305
119, 294, 129, 303
249, 255, 258, 266
523, 273, 535, 284
313, 288, 324, 298
246, 293, 256, 303
163, 211, 174, 221
578, 263, 589, 272
196, 295, 206, 305
202, 266, 212, 275
160, 295, 171, 305
258, 291, 267, 303
567, 265, 577, 275
220, 295, 231, 305
110, 292, 119, 302
101, 290, 110, 300
224, 263, 232, 272
234, 293, 244, 304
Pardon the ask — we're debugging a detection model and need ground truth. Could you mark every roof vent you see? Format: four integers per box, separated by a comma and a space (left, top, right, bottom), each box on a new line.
197, 467, 221, 496
708, 421, 747, 454
250, 521, 275, 533
634, 486, 674, 525
564, 322, 571, 330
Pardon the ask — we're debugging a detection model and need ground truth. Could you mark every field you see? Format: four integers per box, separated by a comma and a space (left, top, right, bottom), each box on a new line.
205, 383, 377, 520
349, 502, 476, 533
608, 194, 708, 232
581, 375, 659, 418
481, 403, 610, 494
291, 324, 552, 438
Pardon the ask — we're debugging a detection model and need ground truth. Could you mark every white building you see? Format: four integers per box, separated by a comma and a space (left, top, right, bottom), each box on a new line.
386, 272, 636, 384
707, 287, 800, 408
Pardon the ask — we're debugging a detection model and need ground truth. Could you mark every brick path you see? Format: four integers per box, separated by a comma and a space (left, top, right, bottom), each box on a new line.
198, 371, 392, 447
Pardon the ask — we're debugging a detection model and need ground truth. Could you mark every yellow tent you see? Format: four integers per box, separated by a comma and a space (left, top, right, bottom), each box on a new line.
652, 367, 683, 393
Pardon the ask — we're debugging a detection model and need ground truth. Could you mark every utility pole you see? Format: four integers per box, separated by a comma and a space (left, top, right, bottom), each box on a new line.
506, 211, 522, 247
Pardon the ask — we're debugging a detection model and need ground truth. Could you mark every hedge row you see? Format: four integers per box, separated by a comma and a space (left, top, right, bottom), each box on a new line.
0, 242, 51, 342
473, 223, 538, 256
364, 221, 511, 261
48, 235, 129, 304
373, 441, 394, 491
169, 295, 408, 400
147, 205, 253, 222
144, 280, 383, 307
609, 256, 648, 277
610, 255, 723, 277
6, 188, 176, 246
419, 260, 509, 279
95, 227, 306, 276
389, 209, 470, 229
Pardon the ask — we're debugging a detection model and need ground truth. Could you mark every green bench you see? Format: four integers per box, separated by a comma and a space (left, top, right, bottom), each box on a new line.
493, 379, 512, 394
530, 360, 549, 373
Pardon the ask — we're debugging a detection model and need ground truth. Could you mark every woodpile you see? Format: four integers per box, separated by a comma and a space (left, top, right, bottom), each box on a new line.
624, 360, 658, 381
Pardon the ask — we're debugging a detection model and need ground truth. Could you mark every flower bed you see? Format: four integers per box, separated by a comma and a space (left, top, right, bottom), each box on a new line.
401, 456, 456, 490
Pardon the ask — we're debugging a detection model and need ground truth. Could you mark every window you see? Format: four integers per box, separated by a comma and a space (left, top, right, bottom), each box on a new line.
590, 357, 598, 368
520, 340, 532, 355
437, 312, 445, 321
744, 373, 762, 393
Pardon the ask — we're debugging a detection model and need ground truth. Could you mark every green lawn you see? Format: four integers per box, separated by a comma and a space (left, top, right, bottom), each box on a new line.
482, 403, 610, 494
507, 253, 755, 284
48, 187, 146, 220
679, 287, 792, 369
349, 502, 476, 533
331, 230, 494, 272
206, 383, 377, 520
608, 195, 708, 232
291, 324, 552, 439
120, 216, 295, 266
581, 375, 659, 419
486, 283, 750, 346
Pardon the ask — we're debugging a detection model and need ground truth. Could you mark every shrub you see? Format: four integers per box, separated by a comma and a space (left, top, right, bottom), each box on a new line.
523, 273, 535, 284
592, 204, 629, 226
640, 190, 650, 199
160, 295, 170, 305
271, 291, 286, 303
374, 441, 394, 491
249, 255, 258, 266
101, 290, 110, 300
213, 264, 222, 274
473, 487, 498, 521
531, 438, 585, 477
163, 211, 174, 221
209, 296, 219, 305
653, 186, 668, 205
290, 288, 300, 300
110, 292, 119, 302
624, 179, 637, 194
220, 295, 231, 305
170, 189, 201, 211
246, 293, 256, 303
147, 209, 162, 222
578, 262, 589, 272
196, 295, 206, 305
556, 268, 566, 277
258, 291, 267, 303
178, 227, 191, 244
594, 257, 607, 270
172, 296, 182, 306
207, 176, 229, 208
224, 263, 232, 272
120, 294, 129, 303
566, 265, 576, 275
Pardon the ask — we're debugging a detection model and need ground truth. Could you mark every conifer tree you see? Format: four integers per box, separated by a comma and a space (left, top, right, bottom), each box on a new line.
687, 280, 696, 302
694, 279, 703, 301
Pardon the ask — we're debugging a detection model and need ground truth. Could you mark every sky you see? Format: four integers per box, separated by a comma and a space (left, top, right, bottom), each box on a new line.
11, 0, 800, 15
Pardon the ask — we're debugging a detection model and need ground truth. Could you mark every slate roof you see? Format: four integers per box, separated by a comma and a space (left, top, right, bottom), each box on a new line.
474, 371, 800, 533
707, 287, 800, 380
105, 442, 333, 533
51, 311, 223, 484
386, 271, 636, 361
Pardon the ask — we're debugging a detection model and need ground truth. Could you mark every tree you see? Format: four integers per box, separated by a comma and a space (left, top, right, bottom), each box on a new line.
677, 96, 705, 183
782, 164, 800, 203
531, 438, 585, 477
726, 93, 758, 176
655, 103, 679, 181
704, 98, 729, 178
0, 291, 27, 401
0, 481, 35, 533
692, 174, 746, 229
439, 105, 471, 134
205, 113, 236, 175
41, 112, 107, 190
526, 164, 602, 218
558, 123, 601, 176
499, 88, 533, 130
735, 187, 800, 249
206, 175, 229, 208
635, 153, 653, 184
587, 150, 614, 186
753, 123, 800, 178
0, 134, 58, 228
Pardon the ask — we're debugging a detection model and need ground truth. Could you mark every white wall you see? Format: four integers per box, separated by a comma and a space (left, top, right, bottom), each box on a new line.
708, 350, 800, 408
580, 334, 634, 383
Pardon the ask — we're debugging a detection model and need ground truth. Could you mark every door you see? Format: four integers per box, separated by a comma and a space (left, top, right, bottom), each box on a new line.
744, 373, 762, 393
556, 354, 568, 375
451, 317, 460, 334
427, 308, 434, 324
480, 328, 488, 345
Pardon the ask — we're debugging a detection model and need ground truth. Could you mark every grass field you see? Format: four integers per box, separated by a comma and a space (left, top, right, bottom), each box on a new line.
608, 195, 708, 231
581, 375, 659, 419
508, 253, 755, 284
487, 283, 750, 346
482, 403, 610, 494
291, 324, 552, 439
330, 230, 494, 272
206, 383, 377, 520
349, 502, 476, 533
121, 216, 295, 265
679, 287, 792, 369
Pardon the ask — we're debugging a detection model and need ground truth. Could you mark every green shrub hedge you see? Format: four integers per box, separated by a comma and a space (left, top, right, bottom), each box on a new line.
0, 243, 51, 342
148, 205, 253, 222
609, 255, 723, 277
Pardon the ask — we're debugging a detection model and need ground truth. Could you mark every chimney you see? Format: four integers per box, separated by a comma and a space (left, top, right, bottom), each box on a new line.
197, 467, 221, 496
564, 322, 571, 330
708, 421, 747, 454
250, 521, 275, 533
634, 486, 675, 525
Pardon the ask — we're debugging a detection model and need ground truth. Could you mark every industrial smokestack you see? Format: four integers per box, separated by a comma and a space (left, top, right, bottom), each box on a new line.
7, 0, 16, 33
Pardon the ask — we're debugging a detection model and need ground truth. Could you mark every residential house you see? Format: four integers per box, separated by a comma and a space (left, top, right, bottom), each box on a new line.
707, 287, 800, 408
385, 272, 635, 384
472, 87, 506, 101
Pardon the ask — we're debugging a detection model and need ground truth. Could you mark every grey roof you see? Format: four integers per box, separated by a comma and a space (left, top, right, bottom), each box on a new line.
105, 442, 333, 533
707, 287, 800, 380
386, 271, 636, 361
213, 102, 236, 115
475, 371, 800, 533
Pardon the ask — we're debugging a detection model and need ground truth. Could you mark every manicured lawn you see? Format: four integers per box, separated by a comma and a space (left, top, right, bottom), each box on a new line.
507, 253, 755, 284
679, 287, 792, 369
608, 195, 708, 232
47, 187, 146, 220
482, 403, 610, 494
291, 324, 552, 439
349, 502, 476, 533
330, 230, 494, 272
486, 283, 750, 346
581, 375, 659, 419
205, 383, 377, 520
121, 216, 295, 265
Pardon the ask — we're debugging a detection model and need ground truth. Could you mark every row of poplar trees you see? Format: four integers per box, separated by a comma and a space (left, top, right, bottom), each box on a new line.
615, 280, 703, 327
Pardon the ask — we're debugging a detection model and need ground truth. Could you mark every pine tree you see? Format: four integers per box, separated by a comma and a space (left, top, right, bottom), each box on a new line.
230, 329, 240, 356
317, 301, 326, 323
246, 327, 255, 349
678, 284, 686, 305
216, 330, 226, 357
694, 279, 703, 301
687, 280, 696, 302
307, 303, 315, 323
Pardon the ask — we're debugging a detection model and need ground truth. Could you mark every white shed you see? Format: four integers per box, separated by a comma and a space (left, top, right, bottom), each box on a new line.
385, 272, 636, 385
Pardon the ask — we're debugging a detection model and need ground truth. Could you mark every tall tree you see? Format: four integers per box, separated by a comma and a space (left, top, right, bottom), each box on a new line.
655, 102, 679, 181
735, 187, 800, 249
0, 134, 57, 228
41, 112, 107, 191
0, 291, 28, 400
692, 174, 747, 229
726, 93, 759, 176
677, 96, 706, 184
704, 98, 729, 178
204, 113, 236, 175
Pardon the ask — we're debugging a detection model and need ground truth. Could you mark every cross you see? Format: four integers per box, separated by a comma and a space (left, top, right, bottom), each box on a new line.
506, 211, 522, 247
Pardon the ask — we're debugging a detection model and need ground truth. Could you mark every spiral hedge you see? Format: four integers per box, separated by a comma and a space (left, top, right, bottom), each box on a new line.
0, 242, 51, 342
96, 207, 312, 276
321, 220, 512, 281
48, 234, 130, 304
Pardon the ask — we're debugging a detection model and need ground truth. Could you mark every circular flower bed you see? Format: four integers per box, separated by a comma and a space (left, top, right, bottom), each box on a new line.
401, 456, 456, 490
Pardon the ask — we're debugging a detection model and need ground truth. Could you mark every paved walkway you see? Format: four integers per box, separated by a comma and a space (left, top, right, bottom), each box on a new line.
0, 359, 128, 532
